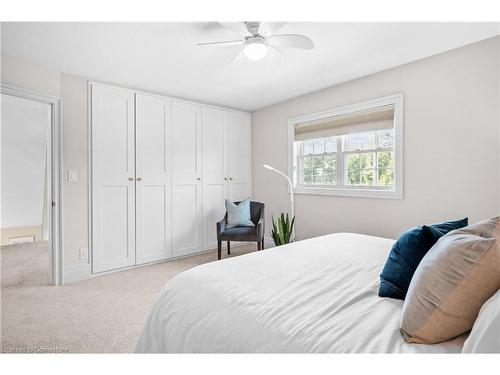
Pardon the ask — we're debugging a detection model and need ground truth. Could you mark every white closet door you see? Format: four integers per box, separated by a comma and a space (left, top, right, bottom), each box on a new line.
171, 100, 202, 257
91, 84, 135, 273
135, 93, 172, 264
227, 112, 252, 201
201, 107, 227, 250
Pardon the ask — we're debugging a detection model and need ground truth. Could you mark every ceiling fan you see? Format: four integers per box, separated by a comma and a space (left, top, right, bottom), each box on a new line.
197, 22, 314, 62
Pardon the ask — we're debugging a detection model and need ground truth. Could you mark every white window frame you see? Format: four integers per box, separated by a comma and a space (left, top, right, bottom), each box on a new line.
288, 94, 404, 199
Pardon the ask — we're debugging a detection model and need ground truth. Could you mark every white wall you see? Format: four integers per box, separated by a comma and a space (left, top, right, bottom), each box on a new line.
1, 54, 91, 281
60, 73, 89, 274
1, 94, 50, 228
1, 53, 61, 97
252, 36, 500, 240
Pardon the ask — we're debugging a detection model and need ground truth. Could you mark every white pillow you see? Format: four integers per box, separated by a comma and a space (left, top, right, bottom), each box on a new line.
462, 290, 500, 353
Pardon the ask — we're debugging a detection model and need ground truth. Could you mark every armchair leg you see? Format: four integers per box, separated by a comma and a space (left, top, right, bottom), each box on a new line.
257, 240, 262, 251
261, 239, 265, 250
227, 241, 230, 255
218, 241, 222, 260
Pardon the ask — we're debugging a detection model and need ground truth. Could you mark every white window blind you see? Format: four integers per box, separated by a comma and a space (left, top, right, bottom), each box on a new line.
294, 106, 395, 141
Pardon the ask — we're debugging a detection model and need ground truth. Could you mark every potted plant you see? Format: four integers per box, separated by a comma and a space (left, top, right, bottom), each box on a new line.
270, 213, 295, 246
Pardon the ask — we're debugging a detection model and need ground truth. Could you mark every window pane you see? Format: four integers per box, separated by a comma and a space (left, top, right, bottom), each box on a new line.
361, 152, 375, 168
313, 139, 324, 154
303, 156, 313, 175
345, 131, 378, 151
324, 155, 336, 172
304, 174, 312, 184
377, 151, 395, 170
377, 129, 394, 149
360, 170, 374, 186
378, 168, 394, 187
303, 140, 314, 155
324, 172, 336, 185
346, 169, 360, 185
312, 174, 323, 184
313, 156, 323, 181
345, 133, 363, 151
313, 168, 324, 179
325, 137, 338, 153
312, 156, 323, 169
345, 153, 361, 170
361, 132, 376, 150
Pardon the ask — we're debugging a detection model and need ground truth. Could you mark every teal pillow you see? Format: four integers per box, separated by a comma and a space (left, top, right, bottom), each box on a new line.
225, 198, 255, 229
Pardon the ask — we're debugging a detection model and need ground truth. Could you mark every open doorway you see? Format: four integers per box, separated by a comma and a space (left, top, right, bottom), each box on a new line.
1, 85, 62, 285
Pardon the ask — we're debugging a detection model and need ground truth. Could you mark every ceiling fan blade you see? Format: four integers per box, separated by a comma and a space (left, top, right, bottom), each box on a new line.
218, 22, 251, 36
228, 47, 244, 64
258, 22, 287, 36
267, 34, 314, 50
245, 21, 261, 36
268, 44, 286, 58
197, 39, 243, 47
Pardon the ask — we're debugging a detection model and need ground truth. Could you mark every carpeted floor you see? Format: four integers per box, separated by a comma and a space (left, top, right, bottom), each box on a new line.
0, 241, 256, 353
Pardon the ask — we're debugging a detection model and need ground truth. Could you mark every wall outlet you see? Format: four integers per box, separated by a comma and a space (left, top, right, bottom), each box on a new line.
79, 248, 88, 260
68, 170, 78, 182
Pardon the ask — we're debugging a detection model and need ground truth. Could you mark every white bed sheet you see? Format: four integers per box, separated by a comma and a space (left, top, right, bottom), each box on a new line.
136, 233, 467, 353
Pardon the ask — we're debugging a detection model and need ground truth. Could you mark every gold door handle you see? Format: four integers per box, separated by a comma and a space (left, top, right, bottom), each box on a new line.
128, 177, 134, 181
136, 177, 143, 181
224, 177, 228, 181
229, 177, 233, 181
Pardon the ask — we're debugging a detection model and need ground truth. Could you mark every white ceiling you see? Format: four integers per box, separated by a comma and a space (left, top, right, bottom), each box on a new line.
1, 22, 499, 111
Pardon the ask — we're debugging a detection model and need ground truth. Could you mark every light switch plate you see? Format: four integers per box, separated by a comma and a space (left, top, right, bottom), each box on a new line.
79, 248, 88, 260
68, 170, 78, 182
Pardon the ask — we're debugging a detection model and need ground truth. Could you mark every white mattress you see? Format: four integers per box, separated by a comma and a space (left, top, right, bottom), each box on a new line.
136, 233, 467, 353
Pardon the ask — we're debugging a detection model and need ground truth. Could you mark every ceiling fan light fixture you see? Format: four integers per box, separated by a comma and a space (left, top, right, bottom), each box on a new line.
243, 41, 268, 61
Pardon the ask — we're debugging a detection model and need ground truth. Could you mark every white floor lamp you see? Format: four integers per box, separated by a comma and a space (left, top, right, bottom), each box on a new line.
263, 164, 295, 238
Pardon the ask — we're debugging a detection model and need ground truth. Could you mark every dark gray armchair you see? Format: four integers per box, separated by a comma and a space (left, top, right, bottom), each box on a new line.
216, 201, 265, 260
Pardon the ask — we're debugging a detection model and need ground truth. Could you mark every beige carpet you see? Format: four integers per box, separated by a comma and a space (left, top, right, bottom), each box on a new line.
1, 241, 256, 353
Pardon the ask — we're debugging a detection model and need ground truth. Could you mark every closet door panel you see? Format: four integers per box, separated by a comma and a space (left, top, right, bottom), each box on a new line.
171, 100, 202, 257
172, 185, 200, 253
202, 183, 226, 249
227, 112, 251, 201
135, 93, 172, 264
91, 84, 135, 273
201, 107, 227, 250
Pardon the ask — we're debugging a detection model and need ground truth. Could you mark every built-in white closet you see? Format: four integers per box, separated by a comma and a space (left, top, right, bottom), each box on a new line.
90, 83, 251, 274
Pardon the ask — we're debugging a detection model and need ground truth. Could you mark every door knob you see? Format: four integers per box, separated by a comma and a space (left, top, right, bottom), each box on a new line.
197, 177, 201, 181
128, 177, 134, 181
229, 177, 233, 181
224, 177, 228, 181
137, 177, 143, 181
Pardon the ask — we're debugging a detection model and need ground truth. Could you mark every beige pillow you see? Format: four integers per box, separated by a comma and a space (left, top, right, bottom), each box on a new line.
400, 217, 500, 344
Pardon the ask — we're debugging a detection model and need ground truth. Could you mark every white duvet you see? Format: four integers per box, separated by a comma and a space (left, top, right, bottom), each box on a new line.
136, 233, 467, 353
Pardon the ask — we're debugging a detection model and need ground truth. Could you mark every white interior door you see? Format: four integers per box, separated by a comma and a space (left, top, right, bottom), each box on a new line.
171, 100, 202, 257
135, 93, 172, 264
91, 84, 135, 273
201, 107, 227, 250
227, 111, 252, 201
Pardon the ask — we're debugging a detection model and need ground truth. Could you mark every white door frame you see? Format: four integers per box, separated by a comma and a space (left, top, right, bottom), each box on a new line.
1, 84, 64, 285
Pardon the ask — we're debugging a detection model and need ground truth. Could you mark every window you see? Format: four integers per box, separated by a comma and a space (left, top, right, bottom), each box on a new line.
298, 136, 339, 186
290, 94, 403, 199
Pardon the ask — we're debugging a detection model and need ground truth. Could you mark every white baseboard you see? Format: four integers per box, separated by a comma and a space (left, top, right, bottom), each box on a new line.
63, 240, 275, 285
63, 264, 91, 284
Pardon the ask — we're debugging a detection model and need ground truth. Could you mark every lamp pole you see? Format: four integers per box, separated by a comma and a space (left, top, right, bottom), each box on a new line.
263, 164, 295, 238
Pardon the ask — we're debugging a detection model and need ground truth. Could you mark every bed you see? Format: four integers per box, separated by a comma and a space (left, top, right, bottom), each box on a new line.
136, 233, 467, 353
